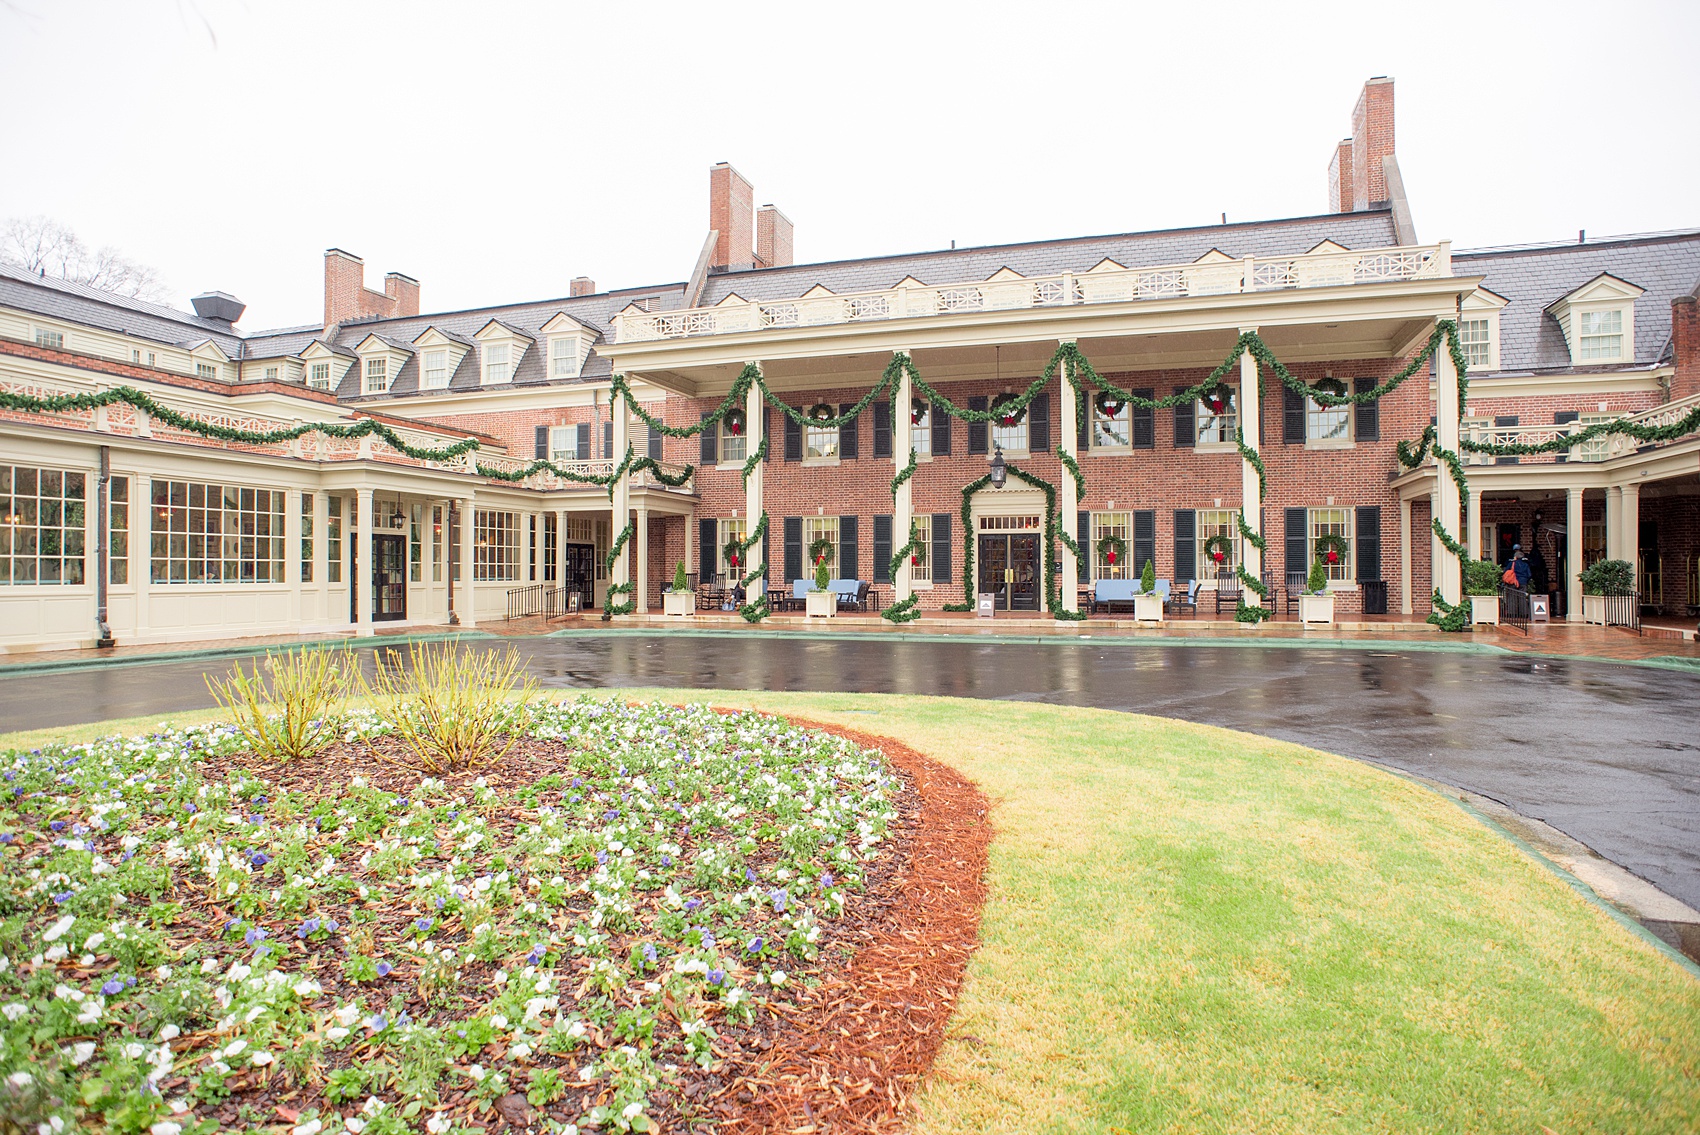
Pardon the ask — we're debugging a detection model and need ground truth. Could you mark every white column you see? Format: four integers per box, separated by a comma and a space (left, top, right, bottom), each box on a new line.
314, 492, 329, 625
355, 487, 374, 635
530, 511, 544, 587
1621, 483, 1640, 586
894, 351, 915, 605
744, 364, 765, 601
1399, 497, 1413, 614
635, 507, 650, 614
1466, 488, 1483, 560
611, 387, 632, 611
1433, 321, 1463, 605
458, 496, 477, 627
1237, 332, 1262, 587
557, 508, 569, 593
1605, 486, 1622, 559
1058, 342, 1079, 612
287, 490, 304, 628
421, 500, 436, 622
1566, 487, 1585, 619
521, 510, 533, 587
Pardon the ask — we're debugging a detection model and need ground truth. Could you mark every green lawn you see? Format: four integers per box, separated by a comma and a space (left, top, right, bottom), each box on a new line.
6, 693, 1697, 1134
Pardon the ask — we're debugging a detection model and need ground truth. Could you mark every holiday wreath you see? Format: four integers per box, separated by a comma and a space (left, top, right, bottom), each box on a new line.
1093, 390, 1126, 418
1203, 532, 1234, 566
1314, 532, 1350, 568
1096, 532, 1127, 567
990, 393, 1026, 427
808, 536, 835, 567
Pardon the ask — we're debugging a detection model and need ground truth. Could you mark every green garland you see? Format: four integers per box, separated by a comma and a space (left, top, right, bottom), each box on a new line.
882, 447, 925, 624
602, 521, 636, 617
941, 462, 1084, 621
1233, 427, 1267, 500
1458, 401, 1700, 457
1055, 445, 1085, 498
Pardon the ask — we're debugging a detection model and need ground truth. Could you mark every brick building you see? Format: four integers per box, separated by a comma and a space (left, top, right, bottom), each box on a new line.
2, 77, 1697, 652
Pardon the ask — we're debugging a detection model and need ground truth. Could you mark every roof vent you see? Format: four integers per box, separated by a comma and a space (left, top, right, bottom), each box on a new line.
191, 291, 246, 326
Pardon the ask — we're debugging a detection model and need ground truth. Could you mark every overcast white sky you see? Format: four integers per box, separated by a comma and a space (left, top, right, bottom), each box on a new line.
3, 0, 1697, 331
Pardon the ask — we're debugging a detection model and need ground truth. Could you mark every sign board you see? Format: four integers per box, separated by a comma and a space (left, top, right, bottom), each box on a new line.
976, 592, 997, 618
567, 592, 582, 614
1530, 593, 1550, 622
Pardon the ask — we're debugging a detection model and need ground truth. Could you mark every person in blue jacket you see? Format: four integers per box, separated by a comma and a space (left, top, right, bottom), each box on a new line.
1510, 544, 1532, 590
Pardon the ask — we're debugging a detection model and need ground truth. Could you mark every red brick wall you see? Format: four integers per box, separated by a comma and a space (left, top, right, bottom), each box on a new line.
709, 164, 755, 271
384, 274, 420, 319
1351, 78, 1395, 210
756, 206, 794, 269
1672, 294, 1700, 401
324, 251, 414, 327
1328, 139, 1354, 214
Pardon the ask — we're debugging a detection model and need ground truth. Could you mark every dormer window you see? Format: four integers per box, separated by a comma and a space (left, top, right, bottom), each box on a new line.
483, 344, 511, 385
195, 363, 218, 379
1459, 319, 1493, 368
423, 350, 448, 389
1547, 273, 1641, 366
551, 337, 578, 378
308, 363, 332, 390
472, 319, 532, 386
541, 313, 593, 381
1578, 310, 1623, 360
364, 357, 389, 394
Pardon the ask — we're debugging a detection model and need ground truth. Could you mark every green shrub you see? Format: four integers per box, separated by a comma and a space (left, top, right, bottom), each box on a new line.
1307, 558, 1328, 595
670, 561, 688, 593
1464, 558, 1502, 596
1580, 558, 1634, 595
204, 646, 351, 762
361, 640, 536, 772
1140, 559, 1156, 594
813, 558, 830, 592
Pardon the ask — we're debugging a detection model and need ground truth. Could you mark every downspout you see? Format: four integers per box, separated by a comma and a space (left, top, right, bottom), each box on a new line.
95, 446, 115, 647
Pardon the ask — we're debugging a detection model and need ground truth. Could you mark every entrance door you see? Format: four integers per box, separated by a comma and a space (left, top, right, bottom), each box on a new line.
565, 543, 596, 612
373, 534, 407, 621
976, 534, 1042, 611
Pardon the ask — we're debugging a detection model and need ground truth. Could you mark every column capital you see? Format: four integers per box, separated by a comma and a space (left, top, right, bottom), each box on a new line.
1238, 326, 1259, 336
1056, 338, 1077, 347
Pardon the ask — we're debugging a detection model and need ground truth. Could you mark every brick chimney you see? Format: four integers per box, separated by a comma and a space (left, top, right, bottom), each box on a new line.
570, 276, 596, 297
322, 249, 420, 328
1672, 290, 1700, 401
1327, 139, 1354, 214
709, 163, 756, 272
1326, 77, 1395, 212
756, 205, 793, 269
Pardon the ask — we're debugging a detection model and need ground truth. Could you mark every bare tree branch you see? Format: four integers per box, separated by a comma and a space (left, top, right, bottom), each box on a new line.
2, 216, 171, 302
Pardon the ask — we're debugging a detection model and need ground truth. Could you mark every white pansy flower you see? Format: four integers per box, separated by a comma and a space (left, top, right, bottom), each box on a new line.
291, 1122, 323, 1135
1, 1003, 27, 1022
69, 1041, 96, 1064
43, 915, 74, 942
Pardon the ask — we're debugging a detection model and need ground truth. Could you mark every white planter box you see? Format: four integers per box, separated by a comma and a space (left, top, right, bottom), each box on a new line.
1133, 592, 1164, 623
805, 590, 837, 619
663, 590, 694, 617
1469, 594, 1499, 625
1581, 594, 1605, 625
1298, 593, 1335, 624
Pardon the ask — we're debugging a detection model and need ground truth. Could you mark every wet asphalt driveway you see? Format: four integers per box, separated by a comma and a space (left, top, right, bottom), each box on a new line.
3, 632, 1698, 911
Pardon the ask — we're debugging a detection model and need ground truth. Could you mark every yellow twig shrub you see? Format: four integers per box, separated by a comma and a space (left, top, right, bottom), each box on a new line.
361, 640, 536, 772
204, 646, 352, 761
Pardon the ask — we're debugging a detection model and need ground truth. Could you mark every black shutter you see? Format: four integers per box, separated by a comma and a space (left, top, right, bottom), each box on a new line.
1554, 410, 1580, 464
1133, 510, 1156, 579
783, 411, 802, 462
967, 396, 989, 454
1353, 377, 1379, 442
932, 512, 952, 584
762, 407, 772, 463
1029, 392, 1050, 453
1078, 510, 1091, 583
872, 401, 892, 458
699, 518, 716, 581
1078, 404, 1089, 452
1356, 506, 1381, 582
1174, 509, 1196, 584
839, 515, 858, 579
1283, 385, 1305, 444
873, 514, 893, 582
783, 516, 803, 584
839, 405, 858, 460
699, 413, 717, 464
602, 420, 613, 458
576, 422, 590, 459
933, 406, 952, 455
1285, 507, 1309, 579
534, 425, 549, 459
1173, 386, 1195, 448
1132, 388, 1155, 449
1495, 415, 1519, 465
761, 525, 771, 587
647, 424, 663, 461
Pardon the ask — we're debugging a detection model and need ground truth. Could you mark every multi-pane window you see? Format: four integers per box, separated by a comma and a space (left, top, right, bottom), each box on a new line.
431, 505, 444, 583
803, 516, 839, 572
1091, 511, 1131, 580
907, 514, 933, 583
149, 480, 286, 584
263, 366, 279, 382
717, 517, 748, 579
1306, 386, 1350, 442
1574, 412, 1613, 462
364, 357, 389, 393
594, 519, 609, 581
551, 338, 579, 378
1197, 389, 1238, 445
108, 475, 129, 585
1196, 509, 1239, 579
720, 425, 746, 464
1578, 309, 1623, 360
410, 503, 423, 582
1583, 521, 1607, 567
805, 419, 839, 460
473, 510, 520, 581
300, 494, 314, 583
34, 328, 64, 349
1308, 508, 1352, 583
992, 416, 1028, 455
482, 344, 511, 385
195, 362, 218, 380
550, 426, 580, 462
542, 513, 557, 583
1092, 401, 1130, 448
308, 363, 332, 391
910, 403, 933, 456
423, 350, 449, 389
1460, 318, 1493, 369
1, 465, 85, 585
327, 497, 343, 583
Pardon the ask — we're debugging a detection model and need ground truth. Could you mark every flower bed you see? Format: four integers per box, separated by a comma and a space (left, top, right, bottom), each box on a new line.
0, 699, 906, 1135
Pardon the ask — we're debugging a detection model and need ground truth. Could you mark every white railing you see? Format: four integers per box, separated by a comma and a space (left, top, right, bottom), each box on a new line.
614, 242, 1453, 343
1462, 392, 1700, 466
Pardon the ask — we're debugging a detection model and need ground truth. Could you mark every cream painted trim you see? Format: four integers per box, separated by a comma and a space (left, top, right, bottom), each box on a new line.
1434, 365, 1669, 398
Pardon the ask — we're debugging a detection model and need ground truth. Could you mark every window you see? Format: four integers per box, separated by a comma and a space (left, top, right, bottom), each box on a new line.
132, 349, 141, 363
432, 505, 444, 583
108, 475, 128, 585
195, 362, 218, 380
1578, 310, 1623, 360
473, 510, 520, 581
717, 517, 748, 578
911, 403, 933, 456
1460, 319, 1493, 369
992, 416, 1028, 455
1, 465, 86, 585
550, 426, 580, 462
720, 424, 747, 464
300, 494, 313, 583
148, 480, 286, 584
1196, 509, 1239, 579
1091, 511, 1131, 580
1583, 521, 1607, 567
482, 344, 511, 385
908, 514, 933, 583
364, 357, 389, 394
542, 513, 557, 582
1574, 412, 1613, 462
423, 350, 449, 389
803, 516, 839, 570
1197, 389, 1238, 445
1092, 400, 1130, 448
264, 366, 279, 382
594, 518, 609, 580
410, 503, 423, 582
551, 338, 579, 378
1306, 384, 1350, 443
327, 496, 342, 583
805, 419, 839, 461
34, 328, 64, 349
146, 351, 155, 367
1308, 508, 1352, 584
308, 363, 332, 391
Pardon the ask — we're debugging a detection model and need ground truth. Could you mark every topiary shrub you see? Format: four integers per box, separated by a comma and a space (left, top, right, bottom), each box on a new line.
1140, 558, 1156, 594
813, 558, 831, 592
670, 561, 689, 593
1580, 558, 1634, 595
1306, 558, 1329, 595
1464, 558, 1502, 596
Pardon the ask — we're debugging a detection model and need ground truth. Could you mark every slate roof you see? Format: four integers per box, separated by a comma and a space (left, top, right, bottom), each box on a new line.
0, 259, 247, 354
1452, 230, 1700, 372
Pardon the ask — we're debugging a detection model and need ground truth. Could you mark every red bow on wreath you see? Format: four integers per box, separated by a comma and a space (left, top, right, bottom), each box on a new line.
1106, 550, 1118, 565
1325, 549, 1338, 564
815, 554, 824, 565
1212, 549, 1225, 563
728, 422, 742, 436
1001, 414, 1018, 427
910, 554, 919, 566
728, 554, 739, 567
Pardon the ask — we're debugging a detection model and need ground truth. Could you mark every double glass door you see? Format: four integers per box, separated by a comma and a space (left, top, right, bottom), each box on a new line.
373, 534, 407, 621
977, 533, 1041, 611
565, 543, 596, 612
